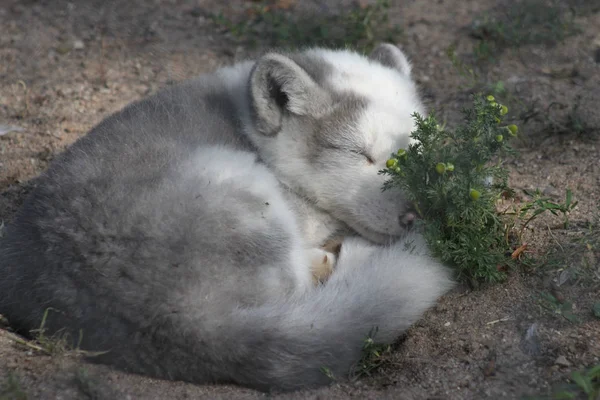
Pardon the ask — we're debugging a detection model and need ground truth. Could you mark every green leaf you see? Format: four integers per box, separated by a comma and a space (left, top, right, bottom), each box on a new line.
587, 364, 600, 378
561, 302, 573, 312
593, 302, 600, 319
552, 390, 577, 400
562, 311, 580, 323
570, 371, 592, 394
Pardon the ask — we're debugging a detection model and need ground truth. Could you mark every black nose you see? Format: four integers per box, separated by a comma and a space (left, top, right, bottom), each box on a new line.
399, 212, 417, 229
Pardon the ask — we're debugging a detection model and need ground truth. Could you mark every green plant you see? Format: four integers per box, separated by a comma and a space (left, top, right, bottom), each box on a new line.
381, 94, 579, 284
350, 327, 392, 380
211, 0, 401, 52
511, 189, 578, 240
28, 308, 71, 355
5, 308, 107, 358
533, 364, 600, 400
536, 291, 580, 323
319, 366, 336, 381
569, 365, 600, 400
4, 308, 70, 356
381, 95, 517, 283
320, 327, 392, 381
517, 206, 598, 287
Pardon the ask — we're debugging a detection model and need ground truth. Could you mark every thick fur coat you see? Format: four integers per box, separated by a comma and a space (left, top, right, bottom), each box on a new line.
0, 44, 454, 392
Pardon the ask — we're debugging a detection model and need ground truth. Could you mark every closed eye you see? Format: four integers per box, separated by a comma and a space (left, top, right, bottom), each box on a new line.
351, 150, 375, 165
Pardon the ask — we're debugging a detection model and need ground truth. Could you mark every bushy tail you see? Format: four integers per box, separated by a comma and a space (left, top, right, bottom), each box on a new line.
221, 235, 455, 391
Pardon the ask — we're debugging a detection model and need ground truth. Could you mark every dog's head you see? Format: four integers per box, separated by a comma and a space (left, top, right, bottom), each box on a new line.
246, 44, 425, 243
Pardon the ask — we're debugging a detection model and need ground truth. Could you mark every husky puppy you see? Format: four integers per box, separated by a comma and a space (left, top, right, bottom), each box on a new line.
0, 43, 454, 391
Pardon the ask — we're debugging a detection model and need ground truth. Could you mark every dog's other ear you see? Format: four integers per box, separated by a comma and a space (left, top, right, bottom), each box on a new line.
369, 43, 412, 77
249, 53, 330, 136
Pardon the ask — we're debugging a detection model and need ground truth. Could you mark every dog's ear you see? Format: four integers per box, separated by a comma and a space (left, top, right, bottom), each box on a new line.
369, 43, 412, 77
249, 53, 330, 136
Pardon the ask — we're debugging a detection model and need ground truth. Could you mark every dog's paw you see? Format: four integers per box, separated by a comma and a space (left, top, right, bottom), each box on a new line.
308, 248, 337, 285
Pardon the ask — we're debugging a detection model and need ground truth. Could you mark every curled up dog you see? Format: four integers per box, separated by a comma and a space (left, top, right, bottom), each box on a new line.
0, 43, 454, 392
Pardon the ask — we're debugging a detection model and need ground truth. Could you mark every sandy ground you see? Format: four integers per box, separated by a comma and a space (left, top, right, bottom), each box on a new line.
1, 0, 599, 399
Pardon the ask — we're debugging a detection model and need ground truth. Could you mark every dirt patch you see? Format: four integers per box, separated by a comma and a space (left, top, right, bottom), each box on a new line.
1, 0, 599, 399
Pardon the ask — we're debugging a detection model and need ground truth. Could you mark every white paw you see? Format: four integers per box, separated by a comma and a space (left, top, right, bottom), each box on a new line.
308, 248, 337, 285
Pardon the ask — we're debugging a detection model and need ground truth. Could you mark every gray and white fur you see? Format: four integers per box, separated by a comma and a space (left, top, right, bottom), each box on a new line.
0, 44, 454, 392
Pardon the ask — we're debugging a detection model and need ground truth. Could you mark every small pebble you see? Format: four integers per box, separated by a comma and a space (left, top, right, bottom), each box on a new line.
555, 355, 571, 367
73, 39, 85, 50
